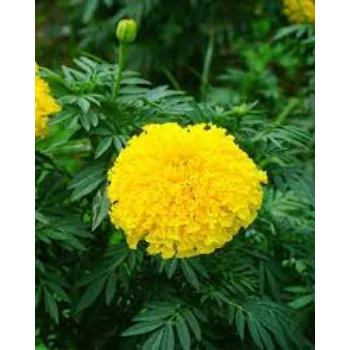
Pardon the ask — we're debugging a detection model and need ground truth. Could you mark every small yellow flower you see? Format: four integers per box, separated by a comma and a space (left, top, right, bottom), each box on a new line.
283, 0, 315, 24
35, 63, 61, 138
107, 123, 267, 259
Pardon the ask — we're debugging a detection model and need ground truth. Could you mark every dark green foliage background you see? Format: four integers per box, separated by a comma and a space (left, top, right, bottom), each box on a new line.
35, 1, 315, 349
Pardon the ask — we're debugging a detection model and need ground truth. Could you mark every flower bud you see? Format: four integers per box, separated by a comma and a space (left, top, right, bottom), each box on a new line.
116, 18, 138, 44
232, 103, 248, 116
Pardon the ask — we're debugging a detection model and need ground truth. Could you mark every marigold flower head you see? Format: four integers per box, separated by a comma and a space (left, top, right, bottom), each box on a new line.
35, 63, 61, 138
283, 0, 315, 24
107, 123, 267, 259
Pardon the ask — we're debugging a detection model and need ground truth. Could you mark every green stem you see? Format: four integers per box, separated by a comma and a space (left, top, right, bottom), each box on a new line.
200, 33, 215, 102
113, 43, 127, 99
275, 98, 298, 124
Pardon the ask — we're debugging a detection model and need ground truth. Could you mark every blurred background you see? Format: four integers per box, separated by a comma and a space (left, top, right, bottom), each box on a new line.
35, 0, 314, 120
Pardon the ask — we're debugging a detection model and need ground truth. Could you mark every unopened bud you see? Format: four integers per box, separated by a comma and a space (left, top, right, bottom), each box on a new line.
116, 18, 138, 44
232, 103, 248, 116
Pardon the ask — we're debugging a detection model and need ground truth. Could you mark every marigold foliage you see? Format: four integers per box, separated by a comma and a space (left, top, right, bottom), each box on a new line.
35, 63, 61, 138
107, 123, 267, 259
283, 0, 315, 24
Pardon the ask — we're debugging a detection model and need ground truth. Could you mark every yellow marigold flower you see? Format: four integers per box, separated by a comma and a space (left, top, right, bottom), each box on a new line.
35, 63, 61, 138
107, 123, 267, 259
283, 0, 315, 24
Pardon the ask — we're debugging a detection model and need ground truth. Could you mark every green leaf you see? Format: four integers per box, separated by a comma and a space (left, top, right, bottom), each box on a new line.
134, 308, 175, 322
266, 269, 281, 301
77, 276, 106, 312
119, 87, 149, 95
235, 309, 245, 340
165, 258, 178, 278
77, 97, 91, 114
184, 311, 201, 341
175, 314, 191, 350
92, 189, 110, 230
247, 316, 263, 349
121, 77, 152, 85
284, 286, 308, 294
104, 0, 113, 7
35, 211, 49, 225
35, 286, 41, 308
105, 274, 116, 305
113, 136, 123, 152
90, 111, 99, 127
181, 260, 200, 291
82, 0, 99, 23
142, 328, 164, 350
77, 268, 107, 287
80, 112, 91, 131
258, 325, 275, 350
44, 289, 59, 323
287, 294, 314, 309
161, 324, 175, 350
72, 178, 104, 200
189, 259, 209, 279
69, 164, 105, 192
95, 137, 112, 159
44, 281, 70, 302
45, 140, 91, 156
121, 321, 164, 337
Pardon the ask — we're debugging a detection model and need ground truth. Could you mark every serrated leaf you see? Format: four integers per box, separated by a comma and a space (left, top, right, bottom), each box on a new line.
181, 260, 200, 291
142, 328, 164, 350
192, 308, 208, 323
78, 268, 107, 287
80, 112, 91, 131
69, 164, 105, 190
105, 274, 116, 305
44, 289, 59, 323
146, 86, 184, 102
82, 0, 99, 23
61, 66, 73, 84
121, 77, 152, 85
227, 306, 235, 325
35, 287, 41, 308
121, 321, 164, 337
92, 189, 110, 230
44, 281, 70, 302
73, 58, 92, 74
104, 0, 113, 7
35, 211, 49, 225
258, 325, 275, 350
184, 311, 201, 341
77, 98, 90, 115
235, 309, 245, 340
90, 111, 99, 127
161, 324, 175, 350
247, 316, 263, 348
77, 276, 106, 312
119, 87, 149, 95
188, 259, 209, 279
72, 177, 104, 201
113, 136, 123, 152
165, 258, 178, 278
95, 137, 112, 159
285, 286, 308, 294
266, 269, 281, 301
45, 139, 92, 156
287, 294, 314, 309
175, 314, 191, 350
134, 308, 175, 322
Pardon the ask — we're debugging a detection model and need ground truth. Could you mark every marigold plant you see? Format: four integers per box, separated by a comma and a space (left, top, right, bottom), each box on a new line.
35, 63, 61, 138
107, 123, 267, 259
